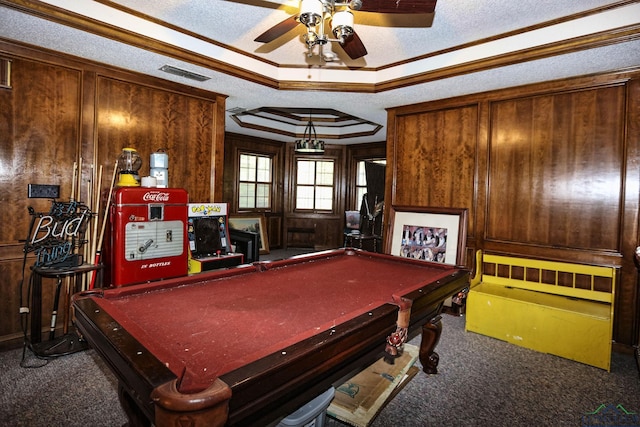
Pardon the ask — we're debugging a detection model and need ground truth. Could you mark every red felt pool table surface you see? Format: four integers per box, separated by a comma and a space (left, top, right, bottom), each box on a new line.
90, 249, 456, 390
73, 248, 469, 426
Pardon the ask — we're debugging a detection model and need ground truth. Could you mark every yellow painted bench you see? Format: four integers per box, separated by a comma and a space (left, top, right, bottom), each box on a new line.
465, 250, 616, 371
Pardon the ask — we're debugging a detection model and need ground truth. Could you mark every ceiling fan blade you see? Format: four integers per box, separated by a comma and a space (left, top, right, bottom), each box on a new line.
359, 0, 437, 14
340, 32, 368, 60
255, 15, 300, 43
224, 0, 286, 10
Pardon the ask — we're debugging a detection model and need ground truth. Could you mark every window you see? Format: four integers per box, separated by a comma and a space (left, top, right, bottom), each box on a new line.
354, 160, 386, 210
355, 161, 368, 210
295, 159, 334, 211
238, 153, 272, 209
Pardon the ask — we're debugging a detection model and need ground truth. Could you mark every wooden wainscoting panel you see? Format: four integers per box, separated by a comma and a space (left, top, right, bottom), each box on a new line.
486, 85, 625, 251
267, 215, 282, 249
0, 57, 81, 245
94, 76, 220, 201
392, 104, 478, 233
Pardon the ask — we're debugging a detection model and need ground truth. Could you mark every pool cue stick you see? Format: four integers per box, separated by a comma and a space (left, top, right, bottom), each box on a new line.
76, 158, 82, 202
61, 272, 75, 334
81, 179, 92, 290
89, 161, 117, 290
61, 275, 70, 334
90, 165, 103, 262
59, 162, 76, 335
49, 276, 64, 341
86, 165, 95, 260
87, 165, 103, 290
57, 160, 79, 337
56, 158, 82, 340
70, 161, 77, 202
74, 158, 83, 283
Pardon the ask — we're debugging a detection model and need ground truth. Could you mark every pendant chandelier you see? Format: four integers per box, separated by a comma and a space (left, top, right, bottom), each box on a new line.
295, 113, 325, 154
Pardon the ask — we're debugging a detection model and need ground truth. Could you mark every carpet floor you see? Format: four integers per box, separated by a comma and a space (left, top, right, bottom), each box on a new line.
1, 313, 639, 426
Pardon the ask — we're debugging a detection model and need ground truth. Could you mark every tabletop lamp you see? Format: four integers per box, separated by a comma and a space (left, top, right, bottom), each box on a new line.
116, 147, 142, 187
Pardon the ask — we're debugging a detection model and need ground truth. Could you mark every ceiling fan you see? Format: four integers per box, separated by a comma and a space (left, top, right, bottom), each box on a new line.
254, 0, 437, 60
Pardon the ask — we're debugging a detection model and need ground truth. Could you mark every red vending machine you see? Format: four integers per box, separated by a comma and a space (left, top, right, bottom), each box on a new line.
110, 187, 188, 287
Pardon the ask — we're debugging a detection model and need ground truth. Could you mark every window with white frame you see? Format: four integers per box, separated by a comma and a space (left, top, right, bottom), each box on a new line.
295, 159, 334, 211
238, 153, 272, 209
355, 161, 367, 210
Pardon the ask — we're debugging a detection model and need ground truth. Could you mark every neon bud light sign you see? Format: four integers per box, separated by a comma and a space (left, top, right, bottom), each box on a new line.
24, 200, 92, 268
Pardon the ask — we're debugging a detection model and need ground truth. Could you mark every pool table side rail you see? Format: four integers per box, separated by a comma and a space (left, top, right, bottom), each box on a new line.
100, 262, 260, 299
258, 248, 464, 272
402, 269, 470, 335
73, 297, 178, 423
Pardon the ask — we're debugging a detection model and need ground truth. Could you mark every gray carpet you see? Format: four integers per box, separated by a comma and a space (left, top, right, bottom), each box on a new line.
339, 316, 640, 427
1, 314, 639, 427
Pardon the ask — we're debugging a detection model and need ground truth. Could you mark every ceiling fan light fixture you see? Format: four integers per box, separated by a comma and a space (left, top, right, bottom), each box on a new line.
299, 0, 323, 27
331, 10, 354, 41
255, 0, 438, 61
348, 0, 363, 11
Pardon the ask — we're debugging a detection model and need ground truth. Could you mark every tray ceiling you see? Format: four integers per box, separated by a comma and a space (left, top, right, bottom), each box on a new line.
0, 0, 639, 144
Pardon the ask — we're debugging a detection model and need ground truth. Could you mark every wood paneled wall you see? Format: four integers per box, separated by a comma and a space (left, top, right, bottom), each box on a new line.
0, 56, 83, 346
0, 41, 226, 349
93, 76, 225, 202
487, 87, 624, 251
390, 105, 478, 239
385, 70, 640, 347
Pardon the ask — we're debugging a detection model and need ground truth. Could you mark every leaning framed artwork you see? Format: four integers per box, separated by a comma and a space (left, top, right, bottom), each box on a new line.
388, 206, 467, 265
229, 214, 270, 254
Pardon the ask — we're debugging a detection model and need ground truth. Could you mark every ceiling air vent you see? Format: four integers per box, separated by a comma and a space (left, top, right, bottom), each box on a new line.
159, 65, 210, 82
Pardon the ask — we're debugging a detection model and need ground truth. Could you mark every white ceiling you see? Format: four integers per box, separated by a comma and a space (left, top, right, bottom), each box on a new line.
1, 0, 639, 144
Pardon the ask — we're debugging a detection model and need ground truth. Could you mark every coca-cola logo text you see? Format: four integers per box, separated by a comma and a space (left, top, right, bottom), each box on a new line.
143, 191, 170, 202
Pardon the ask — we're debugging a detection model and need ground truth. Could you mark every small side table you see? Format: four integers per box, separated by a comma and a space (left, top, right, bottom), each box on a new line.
30, 263, 102, 357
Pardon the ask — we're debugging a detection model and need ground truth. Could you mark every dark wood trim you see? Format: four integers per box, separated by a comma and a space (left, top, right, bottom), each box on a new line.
388, 68, 640, 116
377, 0, 639, 72
0, 0, 281, 89
0, 38, 228, 104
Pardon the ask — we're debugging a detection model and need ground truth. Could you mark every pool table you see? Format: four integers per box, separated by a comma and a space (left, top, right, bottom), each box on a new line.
72, 248, 469, 427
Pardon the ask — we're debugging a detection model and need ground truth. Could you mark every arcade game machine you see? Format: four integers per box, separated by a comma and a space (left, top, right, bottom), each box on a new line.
187, 202, 244, 273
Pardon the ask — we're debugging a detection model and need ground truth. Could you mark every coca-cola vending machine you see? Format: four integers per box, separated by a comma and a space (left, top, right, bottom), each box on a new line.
109, 187, 188, 287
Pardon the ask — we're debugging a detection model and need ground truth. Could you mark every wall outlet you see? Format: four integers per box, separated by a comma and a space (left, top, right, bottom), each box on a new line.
28, 184, 60, 199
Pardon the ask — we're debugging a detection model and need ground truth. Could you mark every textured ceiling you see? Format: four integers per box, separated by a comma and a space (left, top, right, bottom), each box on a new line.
0, 0, 639, 144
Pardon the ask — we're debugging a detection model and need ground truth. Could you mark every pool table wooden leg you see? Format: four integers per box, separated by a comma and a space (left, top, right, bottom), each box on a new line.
419, 315, 442, 374
151, 378, 232, 427
118, 383, 151, 427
